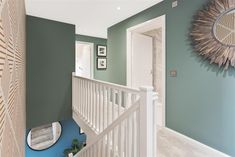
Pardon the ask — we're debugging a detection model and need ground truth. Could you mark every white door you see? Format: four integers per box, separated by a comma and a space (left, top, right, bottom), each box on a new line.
132, 33, 153, 88
75, 42, 93, 78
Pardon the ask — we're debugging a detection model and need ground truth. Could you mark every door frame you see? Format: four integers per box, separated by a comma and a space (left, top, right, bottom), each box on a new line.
75, 41, 94, 79
126, 14, 166, 126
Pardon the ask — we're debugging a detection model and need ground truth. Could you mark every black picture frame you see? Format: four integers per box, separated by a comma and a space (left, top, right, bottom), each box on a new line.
97, 45, 107, 57
97, 58, 107, 70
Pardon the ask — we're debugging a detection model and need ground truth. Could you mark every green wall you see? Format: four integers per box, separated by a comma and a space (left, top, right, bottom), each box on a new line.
26, 16, 75, 129
75, 35, 107, 80
107, 0, 235, 156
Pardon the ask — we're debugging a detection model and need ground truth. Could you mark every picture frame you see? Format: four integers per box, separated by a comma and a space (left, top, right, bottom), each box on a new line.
97, 45, 107, 57
97, 58, 107, 70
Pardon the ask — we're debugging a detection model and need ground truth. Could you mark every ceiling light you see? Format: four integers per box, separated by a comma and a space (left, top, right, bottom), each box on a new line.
117, 6, 121, 10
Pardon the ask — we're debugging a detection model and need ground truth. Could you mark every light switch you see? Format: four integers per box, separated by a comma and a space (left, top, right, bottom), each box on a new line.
172, 1, 178, 8
170, 70, 177, 77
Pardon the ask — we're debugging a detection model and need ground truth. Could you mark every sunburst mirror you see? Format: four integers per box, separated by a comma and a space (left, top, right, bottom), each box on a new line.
191, 0, 235, 69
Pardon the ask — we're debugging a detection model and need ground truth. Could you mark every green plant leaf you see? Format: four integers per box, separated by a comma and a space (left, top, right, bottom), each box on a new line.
63, 148, 72, 155
72, 139, 79, 146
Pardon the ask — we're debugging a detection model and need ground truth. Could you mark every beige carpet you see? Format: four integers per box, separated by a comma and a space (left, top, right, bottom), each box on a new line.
157, 128, 228, 157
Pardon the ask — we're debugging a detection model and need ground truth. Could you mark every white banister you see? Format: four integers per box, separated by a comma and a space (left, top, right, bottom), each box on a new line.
72, 74, 158, 157
75, 100, 140, 157
72, 74, 140, 134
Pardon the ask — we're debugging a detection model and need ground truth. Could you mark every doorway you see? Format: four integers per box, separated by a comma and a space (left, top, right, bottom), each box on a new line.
75, 41, 94, 78
126, 15, 166, 127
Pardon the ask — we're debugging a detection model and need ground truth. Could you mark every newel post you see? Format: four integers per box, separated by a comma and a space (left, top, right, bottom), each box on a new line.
139, 86, 154, 157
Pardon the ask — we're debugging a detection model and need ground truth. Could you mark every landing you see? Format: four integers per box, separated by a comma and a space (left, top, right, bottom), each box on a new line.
157, 128, 227, 157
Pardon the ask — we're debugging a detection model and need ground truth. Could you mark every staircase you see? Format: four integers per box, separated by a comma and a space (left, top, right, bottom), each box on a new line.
72, 74, 158, 157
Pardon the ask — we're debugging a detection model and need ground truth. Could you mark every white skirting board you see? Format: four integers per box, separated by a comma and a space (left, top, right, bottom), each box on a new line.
161, 127, 231, 157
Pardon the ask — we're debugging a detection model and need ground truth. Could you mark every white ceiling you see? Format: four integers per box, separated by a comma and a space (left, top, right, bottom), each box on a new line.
25, 0, 163, 38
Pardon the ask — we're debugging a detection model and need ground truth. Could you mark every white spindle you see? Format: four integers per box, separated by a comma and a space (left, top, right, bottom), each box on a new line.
118, 90, 122, 116
94, 83, 96, 130
79, 79, 82, 113
97, 140, 100, 157
72, 75, 75, 111
81, 80, 84, 116
82, 80, 84, 116
118, 123, 122, 157
112, 89, 115, 121
90, 82, 93, 127
107, 132, 110, 157
89, 82, 92, 124
85, 81, 88, 121
93, 83, 95, 128
132, 113, 136, 157
84, 80, 86, 117
105, 87, 109, 129
100, 138, 103, 157
126, 118, 129, 157
87, 82, 90, 123
103, 86, 106, 130
98, 85, 101, 132
112, 128, 115, 156
131, 114, 134, 156
88, 81, 90, 123
124, 92, 127, 110
95, 83, 98, 131
107, 87, 110, 126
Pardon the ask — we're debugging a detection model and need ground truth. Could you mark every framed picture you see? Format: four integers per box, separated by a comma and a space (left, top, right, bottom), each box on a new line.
97, 45, 107, 57
97, 58, 107, 70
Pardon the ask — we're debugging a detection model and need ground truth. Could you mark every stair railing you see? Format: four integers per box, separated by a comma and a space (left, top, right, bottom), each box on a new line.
72, 75, 140, 134
72, 74, 157, 157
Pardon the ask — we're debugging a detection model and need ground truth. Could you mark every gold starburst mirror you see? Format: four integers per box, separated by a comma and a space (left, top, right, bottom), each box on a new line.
214, 9, 235, 46
191, 0, 235, 69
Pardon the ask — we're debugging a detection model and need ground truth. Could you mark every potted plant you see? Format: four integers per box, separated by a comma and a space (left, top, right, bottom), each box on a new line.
63, 139, 85, 157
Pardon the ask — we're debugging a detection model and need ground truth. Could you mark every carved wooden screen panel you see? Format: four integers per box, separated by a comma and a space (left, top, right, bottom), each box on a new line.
0, 0, 26, 156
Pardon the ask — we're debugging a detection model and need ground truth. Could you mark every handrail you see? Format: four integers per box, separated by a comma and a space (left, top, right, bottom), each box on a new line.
73, 74, 140, 94
75, 100, 140, 156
